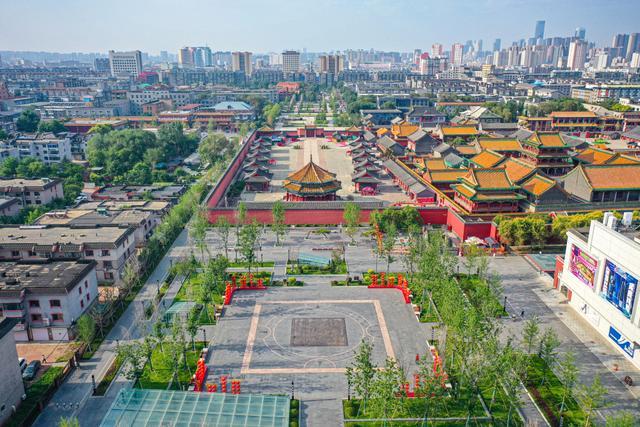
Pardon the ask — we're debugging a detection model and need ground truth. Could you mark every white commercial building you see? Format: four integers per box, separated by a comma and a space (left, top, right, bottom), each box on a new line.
558, 216, 640, 367
109, 50, 143, 77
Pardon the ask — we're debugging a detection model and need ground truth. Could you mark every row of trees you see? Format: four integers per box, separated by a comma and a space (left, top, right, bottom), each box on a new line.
527, 98, 585, 117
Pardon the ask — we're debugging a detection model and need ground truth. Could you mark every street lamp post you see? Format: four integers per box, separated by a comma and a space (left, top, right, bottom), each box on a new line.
201, 328, 208, 346
291, 379, 295, 400
503, 296, 507, 312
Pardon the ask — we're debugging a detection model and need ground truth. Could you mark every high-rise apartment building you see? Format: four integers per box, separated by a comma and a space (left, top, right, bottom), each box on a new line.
575, 27, 586, 40
193, 47, 212, 67
534, 20, 546, 40
282, 50, 300, 73
612, 34, 629, 58
108, 50, 143, 77
178, 47, 194, 67
567, 40, 588, 70
232, 51, 253, 76
319, 55, 344, 74
451, 43, 464, 65
431, 43, 443, 57
492, 39, 501, 52
627, 33, 640, 62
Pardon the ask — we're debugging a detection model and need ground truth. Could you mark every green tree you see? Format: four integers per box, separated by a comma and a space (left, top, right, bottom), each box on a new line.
57, 416, 80, 427
343, 202, 360, 245
382, 223, 397, 274
152, 320, 165, 353
198, 133, 230, 166
557, 350, 579, 417
124, 162, 153, 185
190, 207, 209, 262
0, 129, 8, 140
522, 316, 540, 354
606, 412, 638, 427
370, 357, 406, 419
214, 216, 231, 258
76, 314, 95, 352
272, 200, 286, 246
577, 374, 608, 427
0, 157, 18, 176
238, 220, 260, 273
538, 328, 560, 386
117, 343, 146, 387
346, 340, 376, 415
16, 109, 40, 132
38, 119, 67, 135
186, 308, 199, 351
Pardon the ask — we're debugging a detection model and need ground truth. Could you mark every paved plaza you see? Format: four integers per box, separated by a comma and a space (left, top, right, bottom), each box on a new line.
239, 137, 410, 204
206, 278, 429, 425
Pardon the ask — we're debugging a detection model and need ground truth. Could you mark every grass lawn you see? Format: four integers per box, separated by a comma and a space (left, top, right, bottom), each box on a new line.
418, 302, 440, 323
95, 355, 123, 396
286, 261, 347, 275
174, 273, 224, 305
457, 275, 507, 318
228, 261, 275, 268
343, 391, 488, 421
139, 342, 206, 390
525, 355, 586, 426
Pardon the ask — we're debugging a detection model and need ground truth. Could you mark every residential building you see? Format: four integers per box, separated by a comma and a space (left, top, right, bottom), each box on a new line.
0, 198, 20, 218
626, 33, 640, 62
431, 44, 443, 57
0, 260, 98, 342
0, 225, 136, 283
451, 43, 464, 65
567, 40, 588, 70
612, 34, 630, 58
0, 318, 24, 423
12, 132, 73, 164
232, 52, 253, 76
94, 58, 110, 73
108, 50, 143, 77
0, 179, 64, 208
282, 51, 300, 74
557, 219, 640, 368
319, 55, 344, 74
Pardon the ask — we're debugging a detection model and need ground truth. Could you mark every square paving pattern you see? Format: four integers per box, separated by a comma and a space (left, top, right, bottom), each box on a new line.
290, 317, 348, 347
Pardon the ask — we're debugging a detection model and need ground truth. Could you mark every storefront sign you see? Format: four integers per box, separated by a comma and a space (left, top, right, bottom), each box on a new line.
569, 245, 598, 288
608, 326, 635, 358
601, 260, 638, 319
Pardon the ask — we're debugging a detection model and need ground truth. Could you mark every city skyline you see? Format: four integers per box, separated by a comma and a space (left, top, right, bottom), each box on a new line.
1, 0, 639, 54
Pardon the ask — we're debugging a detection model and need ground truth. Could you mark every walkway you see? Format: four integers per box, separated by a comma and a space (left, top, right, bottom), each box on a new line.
33, 229, 189, 427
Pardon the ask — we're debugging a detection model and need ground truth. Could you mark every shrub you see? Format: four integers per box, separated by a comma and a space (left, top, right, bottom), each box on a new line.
289, 421, 299, 427
290, 400, 299, 409
287, 277, 297, 286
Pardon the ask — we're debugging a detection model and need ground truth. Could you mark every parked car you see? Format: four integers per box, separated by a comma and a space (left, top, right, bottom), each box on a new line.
18, 358, 27, 373
22, 360, 41, 381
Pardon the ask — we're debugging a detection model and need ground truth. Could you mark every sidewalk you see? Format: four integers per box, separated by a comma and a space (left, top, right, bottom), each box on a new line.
32, 229, 189, 427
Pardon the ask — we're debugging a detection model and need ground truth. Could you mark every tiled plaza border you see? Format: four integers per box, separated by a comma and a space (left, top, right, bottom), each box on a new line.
241, 299, 395, 375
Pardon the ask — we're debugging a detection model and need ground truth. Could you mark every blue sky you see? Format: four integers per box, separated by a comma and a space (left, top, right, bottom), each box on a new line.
0, 0, 638, 53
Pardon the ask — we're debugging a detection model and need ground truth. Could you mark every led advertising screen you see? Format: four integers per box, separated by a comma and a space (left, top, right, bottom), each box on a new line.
601, 260, 638, 319
569, 245, 598, 288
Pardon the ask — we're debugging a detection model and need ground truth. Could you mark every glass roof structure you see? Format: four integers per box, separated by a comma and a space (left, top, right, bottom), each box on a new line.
100, 389, 290, 427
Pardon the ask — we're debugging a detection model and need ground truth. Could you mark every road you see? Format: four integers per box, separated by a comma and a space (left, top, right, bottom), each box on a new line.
33, 229, 189, 427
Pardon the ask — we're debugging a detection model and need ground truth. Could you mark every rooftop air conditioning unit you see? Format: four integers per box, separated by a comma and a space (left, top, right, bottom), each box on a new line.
622, 212, 633, 227
606, 215, 618, 230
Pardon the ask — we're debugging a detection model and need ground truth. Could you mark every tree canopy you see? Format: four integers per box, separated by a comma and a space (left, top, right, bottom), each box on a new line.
16, 110, 40, 132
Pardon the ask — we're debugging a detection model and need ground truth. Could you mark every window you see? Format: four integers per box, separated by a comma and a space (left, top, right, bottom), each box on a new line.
28, 300, 40, 308
31, 314, 42, 322
49, 299, 61, 308
86, 293, 90, 301
11, 251, 19, 257
78, 287, 82, 294
84, 280, 88, 288
103, 261, 113, 269
80, 300, 84, 309
101, 250, 110, 256
104, 272, 114, 280
85, 250, 94, 257
28, 251, 36, 256
51, 313, 63, 322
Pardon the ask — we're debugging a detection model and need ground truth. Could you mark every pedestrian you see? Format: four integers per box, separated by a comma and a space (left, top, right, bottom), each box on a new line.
42, 354, 47, 363
520, 310, 525, 318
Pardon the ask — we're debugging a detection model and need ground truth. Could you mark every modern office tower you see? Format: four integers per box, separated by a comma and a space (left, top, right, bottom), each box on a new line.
612, 34, 629, 58
493, 39, 501, 52
108, 50, 143, 77
232, 52, 253, 76
282, 50, 300, 73
178, 47, 194, 66
534, 20, 545, 40
319, 55, 344, 74
627, 33, 640, 62
451, 43, 464, 65
567, 40, 588, 70
431, 43, 443, 57
575, 27, 586, 40
94, 57, 110, 73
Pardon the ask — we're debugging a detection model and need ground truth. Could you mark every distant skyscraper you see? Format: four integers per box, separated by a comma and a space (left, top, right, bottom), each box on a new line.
94, 57, 110, 73
493, 39, 501, 52
575, 27, 586, 40
451, 43, 464, 65
160, 51, 169, 62
178, 47, 194, 67
611, 34, 629, 58
631, 52, 640, 68
193, 47, 212, 67
319, 55, 344, 74
534, 20, 545, 40
282, 50, 300, 73
431, 43, 443, 57
567, 40, 587, 70
108, 50, 143, 77
626, 33, 640, 61
232, 52, 252, 76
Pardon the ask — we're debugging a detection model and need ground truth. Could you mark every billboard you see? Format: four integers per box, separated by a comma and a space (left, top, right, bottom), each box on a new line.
601, 260, 638, 319
608, 326, 635, 358
569, 245, 598, 288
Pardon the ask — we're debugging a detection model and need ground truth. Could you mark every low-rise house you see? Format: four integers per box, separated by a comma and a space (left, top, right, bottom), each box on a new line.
13, 133, 73, 164
0, 198, 20, 218
0, 179, 64, 208
93, 185, 186, 203
0, 260, 98, 342
405, 106, 446, 127
0, 318, 24, 423
0, 225, 136, 283
406, 129, 438, 155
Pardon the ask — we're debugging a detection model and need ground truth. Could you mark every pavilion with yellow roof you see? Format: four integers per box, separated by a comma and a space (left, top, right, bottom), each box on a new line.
282, 156, 341, 202
452, 168, 524, 213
